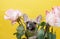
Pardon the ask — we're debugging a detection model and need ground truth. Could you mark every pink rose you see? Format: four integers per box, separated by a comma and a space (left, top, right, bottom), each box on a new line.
46, 10, 55, 26
4, 9, 22, 24
46, 6, 60, 27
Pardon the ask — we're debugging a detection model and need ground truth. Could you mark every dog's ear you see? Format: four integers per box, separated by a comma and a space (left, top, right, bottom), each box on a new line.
23, 14, 29, 22
36, 15, 42, 24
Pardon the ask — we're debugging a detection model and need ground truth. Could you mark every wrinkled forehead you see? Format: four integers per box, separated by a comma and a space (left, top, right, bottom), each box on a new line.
26, 21, 37, 24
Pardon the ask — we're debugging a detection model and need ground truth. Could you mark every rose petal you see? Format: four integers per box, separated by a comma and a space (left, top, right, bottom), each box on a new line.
4, 15, 10, 20
5, 9, 14, 16
46, 6, 60, 27
11, 20, 16, 24
4, 9, 22, 24
15, 10, 22, 16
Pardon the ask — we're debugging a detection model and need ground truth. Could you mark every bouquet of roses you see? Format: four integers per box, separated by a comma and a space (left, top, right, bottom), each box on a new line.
4, 6, 60, 39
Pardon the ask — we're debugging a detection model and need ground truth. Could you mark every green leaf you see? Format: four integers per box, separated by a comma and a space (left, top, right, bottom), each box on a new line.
15, 25, 25, 39
53, 33, 56, 39
49, 32, 56, 39
37, 28, 44, 39
39, 22, 46, 26
17, 25, 24, 33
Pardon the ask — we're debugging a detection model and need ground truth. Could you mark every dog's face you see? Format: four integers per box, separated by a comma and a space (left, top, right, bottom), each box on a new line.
26, 21, 37, 31
23, 14, 42, 31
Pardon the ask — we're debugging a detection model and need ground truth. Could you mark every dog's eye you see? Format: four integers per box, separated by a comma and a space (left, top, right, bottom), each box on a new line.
33, 22, 36, 24
26, 22, 28, 24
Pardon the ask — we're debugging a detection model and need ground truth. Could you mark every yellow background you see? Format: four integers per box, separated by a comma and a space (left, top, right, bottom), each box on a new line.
0, 0, 60, 39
